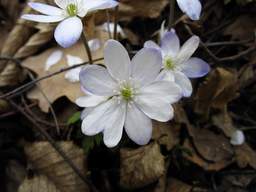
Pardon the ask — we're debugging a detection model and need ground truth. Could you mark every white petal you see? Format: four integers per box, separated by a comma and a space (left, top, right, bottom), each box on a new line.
84, 0, 118, 13
140, 81, 182, 104
175, 36, 200, 65
66, 54, 83, 66
160, 20, 167, 39
131, 48, 162, 86
174, 71, 193, 97
54, 17, 83, 48
230, 130, 245, 146
76, 95, 108, 107
55, 0, 69, 9
161, 30, 180, 58
176, 0, 202, 20
101, 22, 126, 38
28, 2, 64, 16
144, 40, 161, 50
81, 98, 116, 136
21, 14, 64, 23
81, 107, 94, 120
79, 65, 117, 96
65, 67, 82, 83
103, 101, 126, 148
88, 39, 101, 52
181, 57, 210, 78
45, 50, 63, 71
136, 95, 174, 122
125, 103, 152, 145
156, 70, 175, 82
104, 40, 131, 81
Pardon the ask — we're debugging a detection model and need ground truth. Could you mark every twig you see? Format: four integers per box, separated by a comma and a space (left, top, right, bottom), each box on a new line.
105, 10, 112, 39
113, 6, 119, 40
168, 0, 175, 29
205, 39, 253, 47
81, 32, 93, 64
0, 58, 103, 100
9, 100, 99, 192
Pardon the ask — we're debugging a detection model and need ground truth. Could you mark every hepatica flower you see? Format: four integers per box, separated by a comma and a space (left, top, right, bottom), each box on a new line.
76, 40, 182, 147
22, 0, 118, 48
176, 0, 202, 20
144, 30, 210, 97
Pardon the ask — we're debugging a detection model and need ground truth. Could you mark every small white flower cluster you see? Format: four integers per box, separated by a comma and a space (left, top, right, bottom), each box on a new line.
23, 0, 244, 148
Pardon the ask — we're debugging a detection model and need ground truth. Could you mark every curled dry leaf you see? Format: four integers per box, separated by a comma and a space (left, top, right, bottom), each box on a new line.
18, 175, 60, 192
120, 143, 165, 189
235, 144, 256, 169
152, 121, 180, 151
195, 67, 238, 116
22, 30, 108, 112
24, 141, 89, 192
183, 139, 234, 171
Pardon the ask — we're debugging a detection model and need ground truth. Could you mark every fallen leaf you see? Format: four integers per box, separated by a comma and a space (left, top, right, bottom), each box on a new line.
195, 67, 238, 116
120, 143, 165, 189
22, 30, 108, 112
18, 175, 60, 192
235, 144, 256, 169
167, 178, 192, 192
24, 141, 89, 192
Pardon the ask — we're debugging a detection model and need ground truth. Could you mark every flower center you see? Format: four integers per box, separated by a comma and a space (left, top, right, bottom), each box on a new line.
120, 85, 134, 101
164, 57, 175, 70
67, 3, 78, 16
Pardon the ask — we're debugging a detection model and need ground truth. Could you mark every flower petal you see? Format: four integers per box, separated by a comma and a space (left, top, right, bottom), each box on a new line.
175, 35, 200, 65
88, 39, 101, 52
28, 2, 64, 16
79, 65, 117, 96
65, 67, 82, 83
54, 17, 83, 48
103, 100, 126, 148
176, 0, 202, 20
136, 95, 174, 122
140, 81, 182, 104
125, 103, 152, 145
230, 130, 245, 146
66, 54, 83, 66
81, 107, 94, 120
156, 70, 175, 82
104, 40, 131, 81
45, 50, 63, 71
174, 71, 193, 97
181, 57, 210, 78
84, 0, 118, 13
131, 48, 162, 86
21, 14, 64, 23
76, 95, 108, 107
55, 0, 69, 9
81, 98, 116, 136
161, 30, 180, 58
144, 40, 161, 50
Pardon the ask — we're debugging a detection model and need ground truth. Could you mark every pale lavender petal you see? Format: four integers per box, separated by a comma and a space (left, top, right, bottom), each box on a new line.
45, 50, 63, 71
125, 103, 152, 145
88, 39, 101, 52
230, 130, 245, 146
173, 71, 193, 97
161, 30, 180, 57
66, 55, 84, 66
54, 17, 83, 48
144, 40, 161, 50
176, 0, 202, 20
84, 0, 118, 13
156, 70, 175, 82
182, 57, 210, 78
76, 94, 108, 107
28, 2, 63, 16
65, 67, 82, 82
79, 65, 117, 96
21, 14, 64, 23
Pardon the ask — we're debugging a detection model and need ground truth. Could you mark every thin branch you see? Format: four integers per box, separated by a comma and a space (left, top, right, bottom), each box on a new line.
105, 10, 112, 39
9, 100, 99, 192
81, 32, 93, 64
168, 0, 175, 30
113, 6, 119, 40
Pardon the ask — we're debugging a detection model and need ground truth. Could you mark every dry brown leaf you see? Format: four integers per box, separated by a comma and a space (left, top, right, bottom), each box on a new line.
183, 139, 234, 171
187, 126, 234, 162
195, 67, 238, 116
152, 121, 180, 151
120, 143, 165, 189
166, 178, 192, 192
18, 175, 60, 192
235, 144, 256, 169
24, 141, 89, 192
22, 30, 108, 112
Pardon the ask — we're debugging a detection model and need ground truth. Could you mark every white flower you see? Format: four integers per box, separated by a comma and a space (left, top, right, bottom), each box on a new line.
22, 0, 118, 48
230, 130, 245, 146
76, 40, 182, 147
144, 30, 210, 97
45, 50, 63, 71
176, 0, 202, 20
65, 55, 84, 83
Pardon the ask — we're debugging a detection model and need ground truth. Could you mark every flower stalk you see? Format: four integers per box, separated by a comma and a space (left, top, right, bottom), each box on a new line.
81, 31, 93, 64
168, 0, 175, 30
